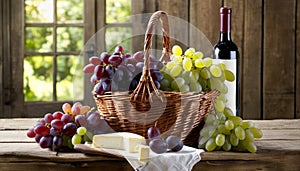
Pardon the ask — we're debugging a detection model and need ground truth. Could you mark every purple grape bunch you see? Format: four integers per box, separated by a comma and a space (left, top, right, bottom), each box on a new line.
83, 45, 164, 95
26, 102, 114, 151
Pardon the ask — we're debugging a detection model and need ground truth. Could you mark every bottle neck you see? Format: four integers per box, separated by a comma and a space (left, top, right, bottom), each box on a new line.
220, 8, 232, 41
220, 32, 231, 41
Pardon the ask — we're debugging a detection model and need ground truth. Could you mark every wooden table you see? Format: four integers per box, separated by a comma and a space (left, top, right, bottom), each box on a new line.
0, 119, 299, 171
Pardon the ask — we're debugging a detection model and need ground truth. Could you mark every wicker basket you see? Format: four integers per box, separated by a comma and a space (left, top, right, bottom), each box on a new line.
93, 11, 219, 146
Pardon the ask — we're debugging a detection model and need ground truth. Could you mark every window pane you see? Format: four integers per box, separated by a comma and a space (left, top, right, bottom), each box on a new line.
57, 27, 84, 52
106, 0, 131, 23
25, 27, 53, 52
24, 56, 53, 101
57, 0, 83, 23
25, 0, 53, 23
56, 55, 83, 101
105, 27, 132, 53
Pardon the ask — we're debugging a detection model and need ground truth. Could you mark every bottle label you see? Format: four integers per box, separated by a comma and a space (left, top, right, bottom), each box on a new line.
213, 58, 237, 115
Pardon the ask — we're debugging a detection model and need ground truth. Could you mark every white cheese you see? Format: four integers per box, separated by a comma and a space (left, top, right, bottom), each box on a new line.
92, 132, 146, 153
138, 144, 150, 162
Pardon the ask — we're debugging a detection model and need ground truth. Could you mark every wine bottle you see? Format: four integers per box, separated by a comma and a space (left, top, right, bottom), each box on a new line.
213, 7, 240, 116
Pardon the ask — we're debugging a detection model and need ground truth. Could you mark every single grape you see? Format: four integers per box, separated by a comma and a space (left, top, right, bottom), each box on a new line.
240, 121, 255, 129
172, 45, 182, 56
61, 114, 73, 124
182, 57, 193, 71
89, 56, 103, 65
154, 80, 161, 89
52, 136, 63, 151
203, 58, 212, 67
133, 51, 144, 62
224, 69, 235, 82
166, 61, 177, 70
151, 70, 164, 81
100, 52, 110, 64
27, 128, 36, 138
165, 135, 183, 152
228, 116, 243, 126
224, 107, 234, 117
62, 103, 72, 114
126, 64, 135, 73
159, 79, 170, 90
215, 99, 225, 113
75, 115, 88, 127
210, 65, 222, 77
44, 113, 54, 124
72, 134, 82, 145
222, 138, 231, 151
194, 59, 205, 68
249, 127, 263, 138
200, 68, 211, 79
147, 126, 161, 140
77, 127, 87, 136
149, 139, 167, 154
205, 137, 217, 151
125, 58, 138, 66
94, 65, 106, 80
235, 126, 246, 140
105, 65, 115, 79
83, 63, 95, 74
184, 48, 195, 57
50, 127, 61, 136
35, 134, 43, 143
215, 134, 225, 146
245, 129, 254, 142
170, 65, 183, 77
114, 45, 124, 54
80, 106, 91, 115
51, 119, 64, 130
52, 111, 64, 120
243, 141, 257, 153
189, 70, 199, 83
108, 55, 123, 67
34, 120, 45, 127
230, 132, 239, 146
63, 123, 77, 137
34, 125, 50, 136
180, 84, 190, 92
39, 136, 53, 149
225, 120, 235, 131
192, 51, 203, 60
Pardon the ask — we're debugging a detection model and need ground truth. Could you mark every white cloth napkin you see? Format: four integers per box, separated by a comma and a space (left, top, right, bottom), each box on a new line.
120, 146, 204, 171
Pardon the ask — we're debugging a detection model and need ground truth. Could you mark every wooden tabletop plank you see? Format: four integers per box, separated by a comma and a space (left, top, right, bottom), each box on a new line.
0, 140, 299, 162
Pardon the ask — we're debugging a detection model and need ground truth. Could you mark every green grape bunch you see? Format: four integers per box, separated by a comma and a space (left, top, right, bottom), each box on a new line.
160, 45, 263, 153
199, 109, 263, 153
160, 45, 234, 93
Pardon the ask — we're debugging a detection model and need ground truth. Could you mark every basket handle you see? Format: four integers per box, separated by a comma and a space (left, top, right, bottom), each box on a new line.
143, 11, 171, 75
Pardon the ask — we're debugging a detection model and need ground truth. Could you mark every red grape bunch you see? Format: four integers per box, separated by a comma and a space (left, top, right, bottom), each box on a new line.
83, 45, 164, 95
147, 126, 184, 154
26, 102, 114, 151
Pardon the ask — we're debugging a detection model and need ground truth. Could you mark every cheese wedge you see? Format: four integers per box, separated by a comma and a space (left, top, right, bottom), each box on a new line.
92, 132, 146, 153
138, 144, 150, 162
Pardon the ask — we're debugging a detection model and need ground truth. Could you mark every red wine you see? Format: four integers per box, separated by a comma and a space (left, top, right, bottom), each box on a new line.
213, 7, 240, 116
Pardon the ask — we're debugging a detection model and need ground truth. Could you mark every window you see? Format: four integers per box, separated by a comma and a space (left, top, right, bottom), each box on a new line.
0, 0, 138, 118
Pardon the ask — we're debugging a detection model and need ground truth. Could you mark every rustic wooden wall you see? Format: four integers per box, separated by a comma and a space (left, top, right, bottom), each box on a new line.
139, 0, 299, 119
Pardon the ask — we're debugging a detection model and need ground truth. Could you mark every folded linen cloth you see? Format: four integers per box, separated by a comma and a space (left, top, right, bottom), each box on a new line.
122, 146, 204, 171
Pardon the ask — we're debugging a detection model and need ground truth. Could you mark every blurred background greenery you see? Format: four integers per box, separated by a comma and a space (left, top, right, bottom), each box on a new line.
24, 0, 131, 102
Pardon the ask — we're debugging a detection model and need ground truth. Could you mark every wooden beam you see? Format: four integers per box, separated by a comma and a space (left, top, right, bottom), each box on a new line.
296, 0, 300, 119
242, 0, 263, 119
0, 0, 3, 115
263, 0, 296, 119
